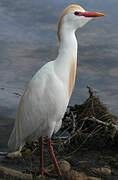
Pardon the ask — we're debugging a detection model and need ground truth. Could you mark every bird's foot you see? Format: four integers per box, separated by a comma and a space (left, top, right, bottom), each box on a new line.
42, 168, 58, 177
32, 168, 59, 177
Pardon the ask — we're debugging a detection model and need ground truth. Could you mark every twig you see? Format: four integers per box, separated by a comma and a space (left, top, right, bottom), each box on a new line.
87, 85, 94, 97
71, 111, 76, 134
59, 126, 71, 137
65, 125, 103, 158
83, 116, 118, 131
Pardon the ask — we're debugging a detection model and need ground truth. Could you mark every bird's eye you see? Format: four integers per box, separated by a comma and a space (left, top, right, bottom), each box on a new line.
74, 11, 83, 16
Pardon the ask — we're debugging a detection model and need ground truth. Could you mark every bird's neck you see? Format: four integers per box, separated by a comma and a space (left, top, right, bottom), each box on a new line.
58, 29, 77, 59
55, 29, 78, 98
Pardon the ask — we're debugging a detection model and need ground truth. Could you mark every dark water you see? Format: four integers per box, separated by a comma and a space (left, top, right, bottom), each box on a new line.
0, 0, 118, 150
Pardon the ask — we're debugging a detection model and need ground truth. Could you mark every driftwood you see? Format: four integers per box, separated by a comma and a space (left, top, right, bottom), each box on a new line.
0, 166, 32, 180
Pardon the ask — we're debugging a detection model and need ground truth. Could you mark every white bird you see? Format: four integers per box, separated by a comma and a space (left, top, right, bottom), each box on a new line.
8, 4, 106, 176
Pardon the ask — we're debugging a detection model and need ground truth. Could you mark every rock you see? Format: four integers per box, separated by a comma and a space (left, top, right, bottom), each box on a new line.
23, 148, 32, 155
59, 160, 71, 172
91, 167, 111, 176
63, 170, 87, 180
6, 151, 22, 159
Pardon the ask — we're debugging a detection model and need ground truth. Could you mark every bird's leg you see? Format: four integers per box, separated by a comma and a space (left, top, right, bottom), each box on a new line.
33, 137, 61, 177
32, 136, 48, 176
48, 138, 62, 176
39, 136, 52, 176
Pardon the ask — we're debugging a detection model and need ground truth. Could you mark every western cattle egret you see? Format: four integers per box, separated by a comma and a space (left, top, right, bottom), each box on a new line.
8, 4, 106, 176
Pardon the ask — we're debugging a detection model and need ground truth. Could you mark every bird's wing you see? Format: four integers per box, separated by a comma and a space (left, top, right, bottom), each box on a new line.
8, 61, 68, 151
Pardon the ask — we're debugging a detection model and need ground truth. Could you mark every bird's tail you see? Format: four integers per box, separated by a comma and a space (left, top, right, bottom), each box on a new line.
8, 127, 21, 152
8, 126, 24, 153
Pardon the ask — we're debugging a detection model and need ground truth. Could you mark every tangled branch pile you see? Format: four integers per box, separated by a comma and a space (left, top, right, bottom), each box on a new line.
58, 86, 118, 154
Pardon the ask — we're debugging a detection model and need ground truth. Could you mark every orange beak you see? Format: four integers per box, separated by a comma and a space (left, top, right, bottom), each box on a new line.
81, 12, 106, 17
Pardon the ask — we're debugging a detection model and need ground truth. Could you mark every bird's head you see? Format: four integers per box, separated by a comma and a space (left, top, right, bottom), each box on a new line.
57, 4, 106, 41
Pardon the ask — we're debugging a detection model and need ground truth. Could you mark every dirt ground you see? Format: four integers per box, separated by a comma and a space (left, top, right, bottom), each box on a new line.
0, 145, 118, 180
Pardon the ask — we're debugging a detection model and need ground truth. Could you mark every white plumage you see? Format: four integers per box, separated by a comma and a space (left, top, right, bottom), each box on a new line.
8, 60, 69, 151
